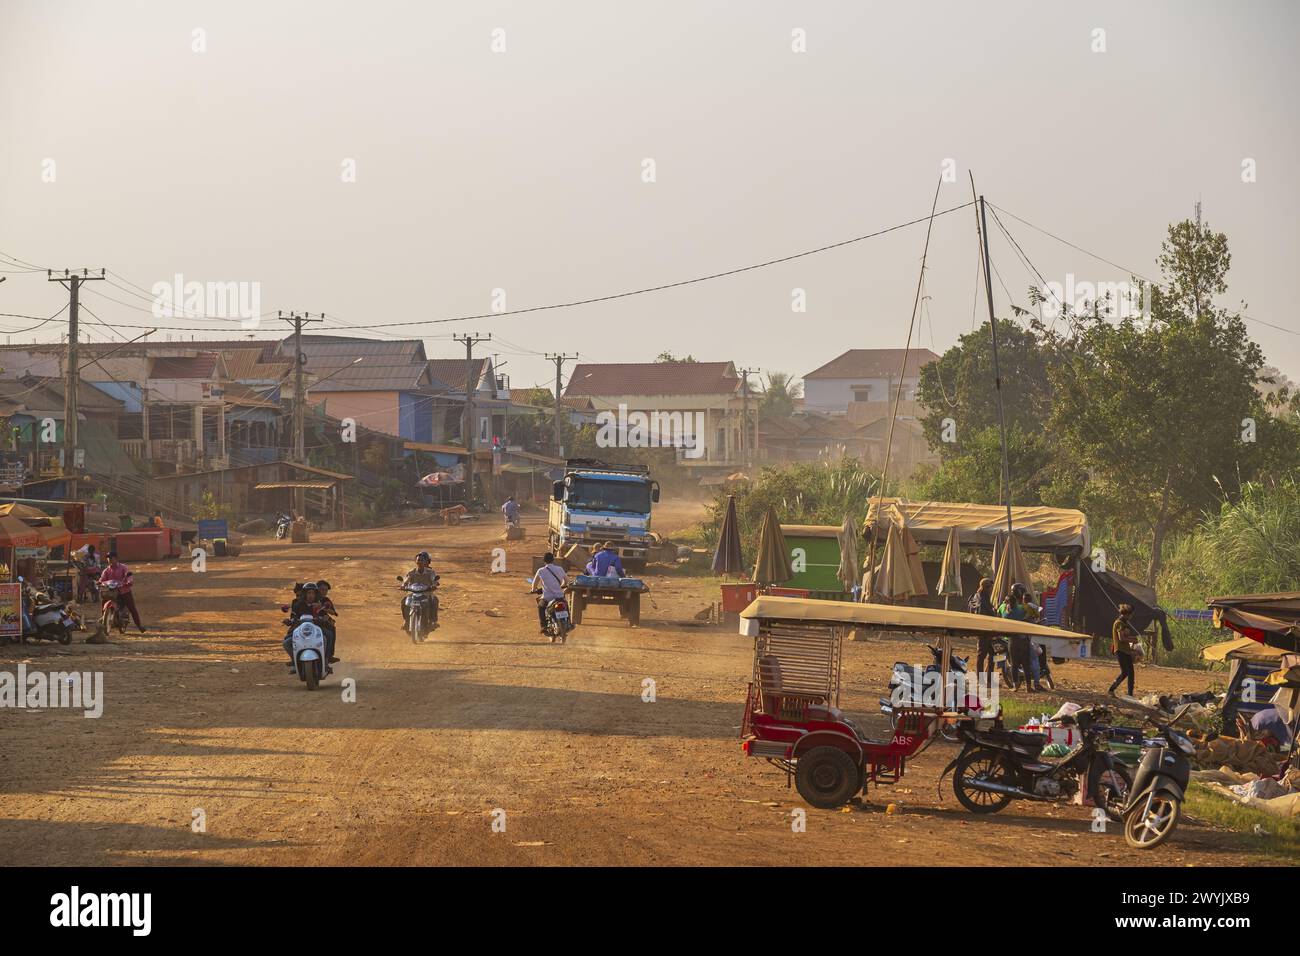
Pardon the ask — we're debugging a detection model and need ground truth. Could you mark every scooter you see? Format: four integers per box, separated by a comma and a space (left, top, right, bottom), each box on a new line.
274, 513, 292, 540
1122, 704, 1195, 848
942, 704, 1133, 821
286, 613, 329, 690
18, 578, 79, 645
881, 644, 971, 742
396, 575, 439, 642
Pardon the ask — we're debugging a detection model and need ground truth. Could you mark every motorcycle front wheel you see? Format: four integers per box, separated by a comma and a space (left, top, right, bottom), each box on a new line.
57, 626, 73, 645
304, 662, 319, 691
1124, 791, 1180, 848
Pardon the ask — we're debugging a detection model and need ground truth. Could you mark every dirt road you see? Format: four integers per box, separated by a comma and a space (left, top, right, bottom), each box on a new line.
0, 504, 1273, 866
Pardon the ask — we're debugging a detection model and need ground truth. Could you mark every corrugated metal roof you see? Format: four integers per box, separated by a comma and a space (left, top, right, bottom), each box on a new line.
152, 353, 220, 379
255, 481, 336, 490
222, 348, 290, 381
564, 361, 739, 397
306, 364, 429, 391
426, 358, 487, 391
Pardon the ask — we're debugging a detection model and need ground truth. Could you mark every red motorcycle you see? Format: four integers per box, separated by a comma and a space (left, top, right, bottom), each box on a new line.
100, 579, 129, 634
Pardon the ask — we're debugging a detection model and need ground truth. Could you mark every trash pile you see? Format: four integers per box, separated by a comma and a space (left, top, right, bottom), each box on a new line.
1193, 766, 1300, 818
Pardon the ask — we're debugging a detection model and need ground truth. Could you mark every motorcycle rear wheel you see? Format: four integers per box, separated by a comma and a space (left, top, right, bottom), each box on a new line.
954, 749, 1014, 814
1087, 762, 1133, 823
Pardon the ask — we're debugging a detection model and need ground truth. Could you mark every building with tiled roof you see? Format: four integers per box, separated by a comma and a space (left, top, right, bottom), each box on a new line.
802, 348, 940, 414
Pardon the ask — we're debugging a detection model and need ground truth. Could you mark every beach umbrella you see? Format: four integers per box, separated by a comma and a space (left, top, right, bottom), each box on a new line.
711, 494, 745, 577
937, 526, 963, 598
991, 530, 1031, 607
836, 516, 859, 592
874, 524, 924, 600
901, 523, 928, 597
752, 507, 793, 587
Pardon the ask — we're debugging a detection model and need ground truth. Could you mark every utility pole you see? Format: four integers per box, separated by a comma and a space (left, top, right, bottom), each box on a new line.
978, 195, 1014, 538
545, 353, 578, 459
736, 367, 756, 469
454, 333, 491, 506
48, 268, 105, 500
280, 311, 323, 515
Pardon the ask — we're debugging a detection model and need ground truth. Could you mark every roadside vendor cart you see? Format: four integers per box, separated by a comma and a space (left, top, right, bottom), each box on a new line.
569, 575, 648, 626
738, 595, 1093, 809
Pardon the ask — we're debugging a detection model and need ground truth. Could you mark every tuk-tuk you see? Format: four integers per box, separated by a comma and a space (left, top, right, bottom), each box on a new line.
738, 595, 1092, 809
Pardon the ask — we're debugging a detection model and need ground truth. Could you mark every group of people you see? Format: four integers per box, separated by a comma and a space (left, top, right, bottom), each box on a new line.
968, 576, 1141, 697
283, 579, 338, 672
70, 542, 146, 636
524, 542, 624, 636
967, 578, 1051, 692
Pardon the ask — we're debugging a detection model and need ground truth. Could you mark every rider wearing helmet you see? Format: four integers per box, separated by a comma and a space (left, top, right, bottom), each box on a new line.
315, 579, 339, 664
402, 551, 439, 628
284, 581, 330, 674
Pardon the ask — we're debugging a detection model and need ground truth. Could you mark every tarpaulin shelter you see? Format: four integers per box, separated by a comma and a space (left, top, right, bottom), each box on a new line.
1075, 565, 1172, 650
863, 498, 1089, 556
752, 507, 792, 587
712, 495, 745, 577
1208, 593, 1300, 653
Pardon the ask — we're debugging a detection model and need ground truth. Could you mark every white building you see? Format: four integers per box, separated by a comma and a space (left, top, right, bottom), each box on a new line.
802, 349, 940, 414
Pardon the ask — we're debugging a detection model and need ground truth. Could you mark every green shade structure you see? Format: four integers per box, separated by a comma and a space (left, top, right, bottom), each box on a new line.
752, 507, 793, 587
711, 494, 745, 577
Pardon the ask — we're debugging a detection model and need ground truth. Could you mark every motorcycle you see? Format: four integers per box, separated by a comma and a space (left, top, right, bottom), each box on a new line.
942, 704, 1132, 821
286, 613, 329, 690
1121, 704, 1195, 849
274, 513, 292, 540
100, 579, 130, 635
534, 591, 573, 643
17, 578, 79, 645
881, 644, 972, 742
396, 575, 439, 642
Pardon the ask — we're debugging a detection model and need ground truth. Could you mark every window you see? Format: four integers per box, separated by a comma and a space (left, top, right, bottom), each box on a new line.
852, 386, 872, 402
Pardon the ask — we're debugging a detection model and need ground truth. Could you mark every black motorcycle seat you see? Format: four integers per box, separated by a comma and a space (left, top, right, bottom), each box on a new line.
975, 729, 1047, 748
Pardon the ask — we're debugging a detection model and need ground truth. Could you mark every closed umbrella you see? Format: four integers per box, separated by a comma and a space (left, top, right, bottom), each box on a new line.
752, 507, 793, 587
836, 517, 859, 592
937, 526, 962, 603
991, 530, 1031, 607
874, 524, 923, 601
711, 494, 745, 577
901, 523, 927, 597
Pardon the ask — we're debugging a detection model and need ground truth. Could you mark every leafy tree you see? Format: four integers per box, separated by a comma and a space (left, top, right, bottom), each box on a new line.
655, 352, 698, 363
1046, 215, 1264, 585
757, 371, 802, 420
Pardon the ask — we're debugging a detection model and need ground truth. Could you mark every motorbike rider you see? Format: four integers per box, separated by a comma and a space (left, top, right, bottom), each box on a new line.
501, 495, 520, 528
530, 552, 568, 634
999, 582, 1043, 692
315, 579, 339, 664
98, 551, 145, 633
401, 551, 439, 629
284, 581, 331, 674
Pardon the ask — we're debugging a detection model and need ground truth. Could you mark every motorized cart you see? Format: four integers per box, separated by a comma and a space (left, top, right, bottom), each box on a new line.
738, 595, 1092, 809
569, 575, 649, 626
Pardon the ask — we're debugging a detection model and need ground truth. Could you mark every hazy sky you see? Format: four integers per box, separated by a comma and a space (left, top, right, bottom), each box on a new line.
2, 0, 1297, 392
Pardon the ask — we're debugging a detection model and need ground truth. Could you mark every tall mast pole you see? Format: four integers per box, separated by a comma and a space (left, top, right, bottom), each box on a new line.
978, 195, 1014, 537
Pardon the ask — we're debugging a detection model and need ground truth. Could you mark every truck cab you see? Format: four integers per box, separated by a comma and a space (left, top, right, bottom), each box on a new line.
549, 459, 660, 571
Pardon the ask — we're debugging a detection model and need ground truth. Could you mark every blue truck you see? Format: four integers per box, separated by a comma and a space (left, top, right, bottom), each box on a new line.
548, 459, 660, 572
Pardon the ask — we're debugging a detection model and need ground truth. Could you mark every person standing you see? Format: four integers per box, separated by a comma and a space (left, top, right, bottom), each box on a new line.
1000, 583, 1043, 692
1107, 604, 1140, 697
968, 577, 996, 677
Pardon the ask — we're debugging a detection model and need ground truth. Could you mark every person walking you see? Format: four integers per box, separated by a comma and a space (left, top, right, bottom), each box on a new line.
1107, 603, 1140, 698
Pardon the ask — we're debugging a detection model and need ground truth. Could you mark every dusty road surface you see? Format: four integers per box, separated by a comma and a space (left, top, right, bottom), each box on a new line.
0, 502, 1276, 866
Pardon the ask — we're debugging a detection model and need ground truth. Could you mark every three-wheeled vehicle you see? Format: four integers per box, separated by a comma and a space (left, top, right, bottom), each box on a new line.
738, 595, 1092, 809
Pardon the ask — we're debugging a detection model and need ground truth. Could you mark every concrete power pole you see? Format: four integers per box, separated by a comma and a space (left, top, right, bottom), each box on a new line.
48, 268, 105, 500
545, 353, 578, 459
281, 311, 323, 515
454, 333, 491, 507
736, 367, 756, 469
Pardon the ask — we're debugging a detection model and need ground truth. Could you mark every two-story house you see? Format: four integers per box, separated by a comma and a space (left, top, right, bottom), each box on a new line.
802, 349, 940, 414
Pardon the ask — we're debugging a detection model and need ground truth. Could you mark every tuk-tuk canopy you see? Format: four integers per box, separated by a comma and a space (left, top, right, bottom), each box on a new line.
740, 595, 1091, 644
863, 498, 1090, 556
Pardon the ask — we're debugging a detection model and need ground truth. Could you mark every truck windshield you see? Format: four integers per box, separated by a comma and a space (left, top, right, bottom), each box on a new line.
568, 477, 651, 514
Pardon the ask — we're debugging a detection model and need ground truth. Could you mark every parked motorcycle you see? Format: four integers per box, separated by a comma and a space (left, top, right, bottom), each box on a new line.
18, 578, 79, 645
1122, 704, 1194, 849
942, 704, 1132, 820
274, 513, 292, 540
286, 613, 329, 690
881, 644, 972, 742
100, 579, 129, 635
396, 575, 439, 642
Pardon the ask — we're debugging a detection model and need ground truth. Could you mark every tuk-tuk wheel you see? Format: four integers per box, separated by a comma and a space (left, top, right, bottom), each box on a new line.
794, 746, 862, 809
